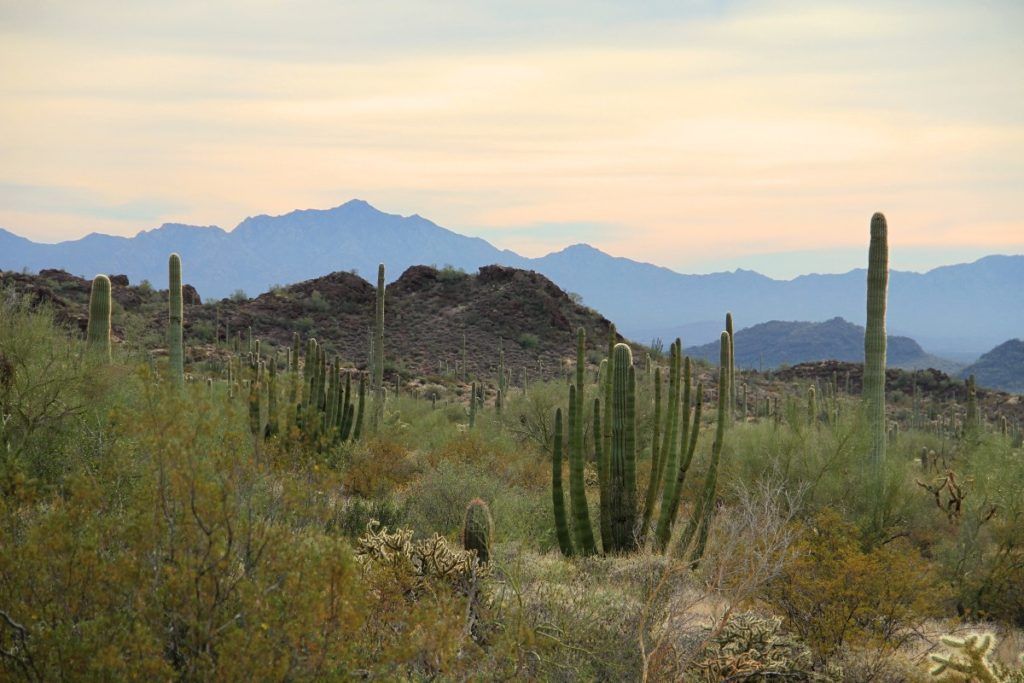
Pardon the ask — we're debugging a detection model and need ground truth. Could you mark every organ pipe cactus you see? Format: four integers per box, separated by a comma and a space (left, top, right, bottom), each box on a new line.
568, 328, 597, 555
463, 498, 494, 564
864, 212, 889, 466
640, 367, 663, 540
676, 332, 729, 564
167, 253, 184, 384
86, 274, 112, 361
552, 407, 574, 556
965, 374, 980, 436
352, 373, 366, 441
371, 263, 385, 432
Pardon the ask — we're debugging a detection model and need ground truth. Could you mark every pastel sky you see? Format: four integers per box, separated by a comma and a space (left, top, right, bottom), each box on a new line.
1, 0, 1022, 277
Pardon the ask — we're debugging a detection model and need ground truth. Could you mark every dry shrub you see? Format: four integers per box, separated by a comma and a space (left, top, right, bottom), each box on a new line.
766, 509, 949, 665
342, 436, 419, 497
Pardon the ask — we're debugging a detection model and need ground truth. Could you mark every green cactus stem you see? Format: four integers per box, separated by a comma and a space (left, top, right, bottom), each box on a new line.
608, 343, 638, 552
675, 332, 729, 564
639, 366, 663, 541
167, 253, 184, 384
864, 212, 889, 466
352, 373, 366, 441
552, 407, 574, 556
469, 382, 477, 428
726, 312, 735, 421
371, 263, 386, 432
86, 274, 112, 361
463, 498, 494, 564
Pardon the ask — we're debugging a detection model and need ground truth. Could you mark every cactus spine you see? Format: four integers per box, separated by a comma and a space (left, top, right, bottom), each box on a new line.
462, 498, 494, 564
86, 274, 112, 361
167, 253, 184, 384
371, 263, 386, 432
552, 407, 574, 556
864, 212, 889, 466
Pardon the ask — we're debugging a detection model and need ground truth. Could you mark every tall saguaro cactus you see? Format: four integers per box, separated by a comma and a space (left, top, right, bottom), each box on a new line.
86, 274, 112, 361
863, 213, 889, 466
609, 343, 638, 552
371, 263, 386, 431
168, 253, 184, 384
568, 328, 597, 554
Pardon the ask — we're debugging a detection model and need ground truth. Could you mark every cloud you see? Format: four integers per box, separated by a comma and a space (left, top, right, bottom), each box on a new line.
0, 0, 1021, 267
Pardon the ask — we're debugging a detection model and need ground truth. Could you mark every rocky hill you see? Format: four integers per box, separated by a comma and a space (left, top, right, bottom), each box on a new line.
0, 265, 621, 382
686, 317, 958, 373
962, 339, 1024, 394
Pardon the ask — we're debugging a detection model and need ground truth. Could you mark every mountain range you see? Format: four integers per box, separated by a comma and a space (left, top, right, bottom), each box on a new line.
1, 199, 1021, 357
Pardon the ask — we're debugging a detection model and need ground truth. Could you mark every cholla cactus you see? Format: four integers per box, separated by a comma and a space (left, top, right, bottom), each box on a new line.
356, 521, 490, 596
929, 631, 1024, 682
688, 612, 829, 682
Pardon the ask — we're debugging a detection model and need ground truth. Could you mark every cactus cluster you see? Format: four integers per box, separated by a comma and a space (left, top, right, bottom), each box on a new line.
552, 326, 727, 559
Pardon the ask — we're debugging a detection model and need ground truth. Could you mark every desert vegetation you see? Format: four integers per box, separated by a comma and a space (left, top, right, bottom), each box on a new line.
2, 216, 1023, 681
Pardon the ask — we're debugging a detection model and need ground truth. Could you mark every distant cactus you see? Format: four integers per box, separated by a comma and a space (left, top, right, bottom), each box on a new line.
469, 382, 477, 428
864, 213, 889, 466
552, 407, 574, 556
86, 274, 112, 361
462, 498, 494, 564
265, 357, 279, 438
726, 312, 735, 421
167, 254, 184, 384
965, 374, 980, 436
807, 385, 817, 425
371, 263, 386, 432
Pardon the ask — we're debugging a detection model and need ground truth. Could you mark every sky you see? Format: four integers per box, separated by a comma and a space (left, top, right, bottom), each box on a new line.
1, 0, 1022, 278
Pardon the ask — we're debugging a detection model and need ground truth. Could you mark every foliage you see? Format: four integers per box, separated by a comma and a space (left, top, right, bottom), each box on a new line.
765, 510, 947, 660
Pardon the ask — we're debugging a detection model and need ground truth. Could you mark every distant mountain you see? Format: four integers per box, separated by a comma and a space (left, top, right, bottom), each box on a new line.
2, 199, 1021, 356
685, 317, 960, 373
962, 340, 1024, 394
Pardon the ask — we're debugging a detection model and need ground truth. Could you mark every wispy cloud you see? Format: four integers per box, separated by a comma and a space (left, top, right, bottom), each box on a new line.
0, 0, 1021, 267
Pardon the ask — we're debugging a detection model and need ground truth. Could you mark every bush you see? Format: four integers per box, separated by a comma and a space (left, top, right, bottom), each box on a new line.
765, 510, 947, 661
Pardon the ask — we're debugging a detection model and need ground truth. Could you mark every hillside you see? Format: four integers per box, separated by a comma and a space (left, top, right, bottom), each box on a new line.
0, 264, 620, 382
1, 200, 1022, 356
686, 317, 959, 373
962, 339, 1024, 393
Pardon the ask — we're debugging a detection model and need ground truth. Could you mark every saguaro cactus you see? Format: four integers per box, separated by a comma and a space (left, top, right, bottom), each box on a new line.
864, 213, 889, 466
726, 312, 735, 421
609, 343, 638, 552
86, 274, 112, 361
372, 263, 386, 431
552, 408, 574, 556
168, 253, 184, 384
463, 498, 494, 564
